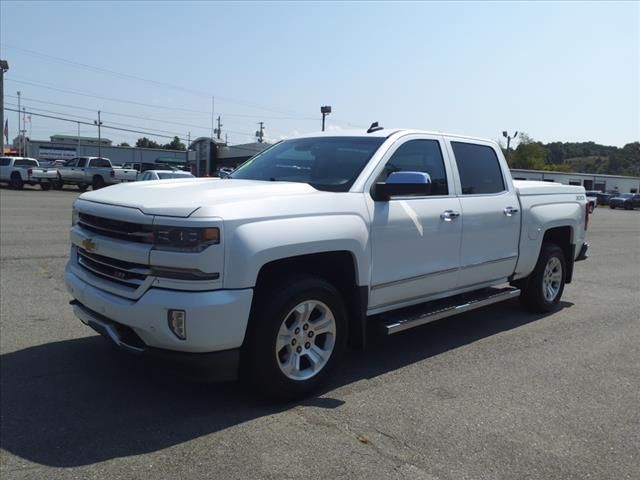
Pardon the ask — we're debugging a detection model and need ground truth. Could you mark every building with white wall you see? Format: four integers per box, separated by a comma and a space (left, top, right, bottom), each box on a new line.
510, 169, 640, 193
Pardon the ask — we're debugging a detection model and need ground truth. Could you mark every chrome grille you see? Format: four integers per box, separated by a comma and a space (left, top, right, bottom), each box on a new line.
77, 248, 150, 289
78, 213, 153, 243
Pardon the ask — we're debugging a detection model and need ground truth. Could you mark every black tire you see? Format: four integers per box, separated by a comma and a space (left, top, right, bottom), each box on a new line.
78, 184, 88, 192
610, 205, 615, 209
40, 182, 51, 191
92, 176, 105, 190
243, 275, 348, 401
9, 173, 24, 190
520, 243, 566, 313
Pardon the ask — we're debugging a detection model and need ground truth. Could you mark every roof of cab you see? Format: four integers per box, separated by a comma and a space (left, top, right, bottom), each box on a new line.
293, 128, 498, 145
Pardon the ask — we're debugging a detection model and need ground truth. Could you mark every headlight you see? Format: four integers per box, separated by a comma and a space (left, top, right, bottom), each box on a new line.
153, 227, 220, 252
72, 207, 79, 226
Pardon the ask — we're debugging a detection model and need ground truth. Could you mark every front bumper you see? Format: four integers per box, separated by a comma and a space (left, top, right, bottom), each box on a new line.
71, 300, 240, 380
65, 262, 253, 354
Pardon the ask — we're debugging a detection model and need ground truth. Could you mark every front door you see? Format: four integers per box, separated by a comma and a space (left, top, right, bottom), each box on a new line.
369, 136, 462, 311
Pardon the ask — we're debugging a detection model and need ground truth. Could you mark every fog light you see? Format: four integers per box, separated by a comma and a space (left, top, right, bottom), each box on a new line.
168, 310, 186, 340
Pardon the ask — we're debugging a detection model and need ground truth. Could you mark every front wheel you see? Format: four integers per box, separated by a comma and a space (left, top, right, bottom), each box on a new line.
40, 182, 51, 191
520, 243, 566, 313
244, 276, 347, 401
78, 183, 88, 192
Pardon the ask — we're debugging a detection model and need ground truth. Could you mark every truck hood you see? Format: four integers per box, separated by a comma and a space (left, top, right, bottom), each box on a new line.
78, 178, 320, 217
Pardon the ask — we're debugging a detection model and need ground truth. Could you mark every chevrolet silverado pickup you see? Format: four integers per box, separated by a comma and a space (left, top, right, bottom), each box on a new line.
65, 127, 589, 399
55, 156, 137, 191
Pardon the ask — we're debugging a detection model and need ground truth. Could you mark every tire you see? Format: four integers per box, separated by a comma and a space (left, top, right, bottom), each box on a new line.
520, 243, 566, 313
92, 176, 105, 190
588, 203, 594, 213
40, 182, 51, 191
78, 184, 89, 192
610, 205, 616, 209
243, 275, 348, 401
9, 173, 24, 190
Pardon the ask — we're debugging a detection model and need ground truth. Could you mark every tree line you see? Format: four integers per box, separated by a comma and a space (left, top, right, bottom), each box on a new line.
118, 136, 186, 151
503, 133, 640, 177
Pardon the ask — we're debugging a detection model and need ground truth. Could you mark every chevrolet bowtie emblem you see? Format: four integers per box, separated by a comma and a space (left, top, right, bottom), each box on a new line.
82, 238, 97, 252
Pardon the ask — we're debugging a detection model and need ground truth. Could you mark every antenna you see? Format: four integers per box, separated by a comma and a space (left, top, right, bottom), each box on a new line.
367, 122, 383, 133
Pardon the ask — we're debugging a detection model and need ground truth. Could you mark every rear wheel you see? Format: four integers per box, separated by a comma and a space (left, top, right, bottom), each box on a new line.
520, 243, 566, 313
9, 173, 24, 190
244, 276, 347, 401
92, 176, 105, 190
610, 205, 616, 209
78, 183, 88, 192
40, 182, 51, 191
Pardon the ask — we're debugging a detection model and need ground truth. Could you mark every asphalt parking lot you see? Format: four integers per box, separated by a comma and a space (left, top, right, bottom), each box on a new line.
1, 185, 639, 480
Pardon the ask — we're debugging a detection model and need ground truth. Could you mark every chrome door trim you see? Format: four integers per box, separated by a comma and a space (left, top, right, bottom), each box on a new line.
371, 267, 459, 291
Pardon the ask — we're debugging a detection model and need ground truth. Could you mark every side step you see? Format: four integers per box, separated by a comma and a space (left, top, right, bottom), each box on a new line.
380, 287, 521, 335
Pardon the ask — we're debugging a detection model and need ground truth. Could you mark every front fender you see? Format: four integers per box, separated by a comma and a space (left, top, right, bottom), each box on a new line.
223, 215, 370, 289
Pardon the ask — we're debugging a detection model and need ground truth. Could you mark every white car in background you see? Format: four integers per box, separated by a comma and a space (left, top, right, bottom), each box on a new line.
138, 170, 195, 181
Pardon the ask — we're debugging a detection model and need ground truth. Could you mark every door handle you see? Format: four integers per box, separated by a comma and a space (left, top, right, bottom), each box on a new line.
504, 206, 519, 216
440, 210, 460, 221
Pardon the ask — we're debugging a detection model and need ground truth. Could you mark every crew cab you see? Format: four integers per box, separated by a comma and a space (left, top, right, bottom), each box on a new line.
0, 156, 57, 190
64, 127, 589, 399
55, 156, 137, 191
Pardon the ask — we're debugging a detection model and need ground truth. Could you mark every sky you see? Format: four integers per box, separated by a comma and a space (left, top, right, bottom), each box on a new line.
1, 1, 638, 148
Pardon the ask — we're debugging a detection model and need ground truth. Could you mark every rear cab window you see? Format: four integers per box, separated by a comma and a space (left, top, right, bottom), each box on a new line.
450, 141, 506, 195
0, 158, 12, 166
14, 159, 38, 168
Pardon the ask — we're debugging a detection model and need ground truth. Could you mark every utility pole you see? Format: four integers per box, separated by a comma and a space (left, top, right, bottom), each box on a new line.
77, 122, 81, 155
214, 115, 223, 140
94, 110, 103, 159
16, 91, 21, 155
22, 107, 27, 156
0, 60, 8, 154
256, 122, 264, 143
502, 130, 518, 163
211, 97, 216, 138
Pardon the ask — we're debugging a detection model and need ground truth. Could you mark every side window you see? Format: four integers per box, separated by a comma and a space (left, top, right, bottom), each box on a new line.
93, 158, 111, 168
141, 172, 150, 181
77, 158, 87, 168
66, 159, 78, 167
378, 139, 448, 196
451, 142, 505, 195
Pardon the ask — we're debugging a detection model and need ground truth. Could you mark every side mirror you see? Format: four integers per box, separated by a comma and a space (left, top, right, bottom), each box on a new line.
372, 171, 432, 201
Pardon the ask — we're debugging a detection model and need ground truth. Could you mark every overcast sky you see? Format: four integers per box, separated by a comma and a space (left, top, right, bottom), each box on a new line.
1, 1, 638, 147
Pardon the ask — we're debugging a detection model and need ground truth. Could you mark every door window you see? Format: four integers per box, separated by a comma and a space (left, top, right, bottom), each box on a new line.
0, 158, 12, 166
451, 142, 505, 195
76, 158, 87, 168
378, 140, 448, 195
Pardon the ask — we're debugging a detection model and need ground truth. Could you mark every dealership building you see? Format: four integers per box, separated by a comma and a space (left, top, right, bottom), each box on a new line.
14, 134, 188, 166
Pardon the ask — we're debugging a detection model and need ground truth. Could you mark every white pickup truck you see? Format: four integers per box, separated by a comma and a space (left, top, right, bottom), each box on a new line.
55, 156, 137, 191
65, 127, 589, 399
0, 156, 58, 190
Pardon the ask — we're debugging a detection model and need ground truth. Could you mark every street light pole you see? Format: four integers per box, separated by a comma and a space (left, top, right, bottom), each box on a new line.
94, 110, 103, 159
502, 130, 518, 163
320, 105, 332, 132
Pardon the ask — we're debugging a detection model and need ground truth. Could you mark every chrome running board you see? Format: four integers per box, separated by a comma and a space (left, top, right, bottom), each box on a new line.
380, 287, 521, 335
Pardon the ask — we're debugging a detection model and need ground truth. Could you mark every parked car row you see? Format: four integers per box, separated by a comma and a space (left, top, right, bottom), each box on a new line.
609, 193, 640, 210
1, 156, 194, 191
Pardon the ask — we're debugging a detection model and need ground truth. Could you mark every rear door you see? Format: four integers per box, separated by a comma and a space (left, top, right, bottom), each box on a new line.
445, 138, 521, 288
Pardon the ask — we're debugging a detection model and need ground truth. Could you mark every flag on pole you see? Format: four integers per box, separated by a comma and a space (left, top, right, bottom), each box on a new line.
3, 119, 8, 143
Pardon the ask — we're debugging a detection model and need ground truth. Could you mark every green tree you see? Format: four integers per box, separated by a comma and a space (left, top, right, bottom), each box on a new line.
118, 142, 130, 147
135, 137, 161, 149
163, 136, 186, 151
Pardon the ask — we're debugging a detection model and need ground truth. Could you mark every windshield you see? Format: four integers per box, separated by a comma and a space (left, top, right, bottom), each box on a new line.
230, 136, 385, 192
616, 193, 633, 199
157, 172, 193, 179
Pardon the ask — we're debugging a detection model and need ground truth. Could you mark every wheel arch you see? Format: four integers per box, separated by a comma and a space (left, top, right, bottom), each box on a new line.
251, 251, 368, 350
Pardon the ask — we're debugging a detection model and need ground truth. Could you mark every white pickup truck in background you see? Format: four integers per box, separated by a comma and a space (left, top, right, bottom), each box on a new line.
0, 156, 58, 190
65, 127, 589, 399
54, 156, 137, 191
